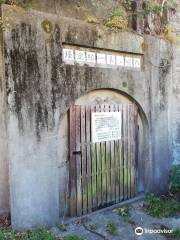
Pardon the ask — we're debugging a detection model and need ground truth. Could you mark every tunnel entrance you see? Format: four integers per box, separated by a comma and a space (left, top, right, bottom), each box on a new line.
68, 102, 139, 216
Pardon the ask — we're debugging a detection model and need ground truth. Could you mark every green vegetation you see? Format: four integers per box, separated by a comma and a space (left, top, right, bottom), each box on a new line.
64, 235, 84, 240
104, 0, 177, 38
0, 229, 4, 240
86, 16, 99, 24
16, 0, 32, 9
144, 165, 180, 217
0, 0, 6, 5
106, 221, 118, 236
144, 193, 180, 217
0, 0, 32, 9
0, 228, 56, 240
89, 223, 98, 231
55, 223, 67, 232
123, 0, 176, 17
27, 229, 55, 240
106, 6, 128, 30
0, 16, 10, 31
124, 0, 132, 12
169, 164, 180, 196
116, 207, 134, 224
0, 227, 86, 240
41, 20, 53, 34
113, 7, 123, 17
173, 228, 180, 239
143, 1, 163, 15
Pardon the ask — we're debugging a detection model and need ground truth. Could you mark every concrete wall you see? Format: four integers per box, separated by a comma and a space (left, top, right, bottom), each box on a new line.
30, 0, 118, 20
169, 2, 180, 164
0, 19, 9, 215
0, 3, 175, 229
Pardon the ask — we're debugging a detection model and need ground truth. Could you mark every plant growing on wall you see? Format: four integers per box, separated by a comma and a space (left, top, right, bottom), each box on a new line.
105, 6, 128, 29
0, 16, 10, 30
123, 0, 176, 33
0, 0, 6, 4
0, 0, 32, 9
85, 0, 178, 42
169, 164, 180, 197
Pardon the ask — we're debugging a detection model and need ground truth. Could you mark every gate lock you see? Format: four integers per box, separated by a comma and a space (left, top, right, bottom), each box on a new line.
72, 150, 82, 155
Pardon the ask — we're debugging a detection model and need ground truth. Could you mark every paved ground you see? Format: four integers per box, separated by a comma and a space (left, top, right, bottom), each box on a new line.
50, 201, 180, 240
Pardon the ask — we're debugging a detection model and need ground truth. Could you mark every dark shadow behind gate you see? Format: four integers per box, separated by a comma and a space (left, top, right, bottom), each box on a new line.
68, 104, 139, 216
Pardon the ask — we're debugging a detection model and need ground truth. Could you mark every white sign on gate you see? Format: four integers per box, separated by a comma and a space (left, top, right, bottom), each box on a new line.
92, 112, 122, 143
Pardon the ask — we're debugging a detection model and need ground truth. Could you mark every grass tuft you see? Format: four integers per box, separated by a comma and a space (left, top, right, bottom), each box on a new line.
106, 221, 118, 235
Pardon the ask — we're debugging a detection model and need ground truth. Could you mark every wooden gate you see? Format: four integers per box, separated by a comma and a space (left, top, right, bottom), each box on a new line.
68, 104, 138, 216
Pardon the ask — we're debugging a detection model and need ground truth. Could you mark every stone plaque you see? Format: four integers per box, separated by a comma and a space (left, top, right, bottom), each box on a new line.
92, 112, 122, 143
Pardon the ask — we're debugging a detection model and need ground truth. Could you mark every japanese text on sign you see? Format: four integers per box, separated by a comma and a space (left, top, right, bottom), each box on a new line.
62, 47, 142, 70
92, 112, 122, 143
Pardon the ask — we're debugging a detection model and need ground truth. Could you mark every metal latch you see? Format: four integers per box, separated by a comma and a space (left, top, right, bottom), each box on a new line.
72, 150, 82, 155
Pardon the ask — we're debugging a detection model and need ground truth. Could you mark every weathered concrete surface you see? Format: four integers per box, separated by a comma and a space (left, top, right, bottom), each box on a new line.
50, 201, 179, 240
31, 0, 118, 21
0, 3, 175, 229
169, 3, 180, 165
0, 21, 9, 215
144, 36, 173, 193
28, 0, 180, 168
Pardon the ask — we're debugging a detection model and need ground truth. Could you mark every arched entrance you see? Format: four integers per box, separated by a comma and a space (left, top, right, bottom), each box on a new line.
66, 89, 148, 217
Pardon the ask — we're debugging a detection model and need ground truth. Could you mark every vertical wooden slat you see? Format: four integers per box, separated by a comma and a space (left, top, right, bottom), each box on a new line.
101, 105, 106, 206
91, 105, 97, 210
75, 106, 82, 216
134, 105, 139, 196
126, 104, 130, 200
105, 105, 111, 204
129, 104, 133, 198
127, 104, 131, 199
123, 104, 128, 200
96, 105, 102, 208
114, 104, 120, 203
69, 106, 77, 216
119, 104, 124, 201
110, 105, 116, 204
81, 105, 88, 214
130, 104, 135, 198
86, 105, 92, 213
